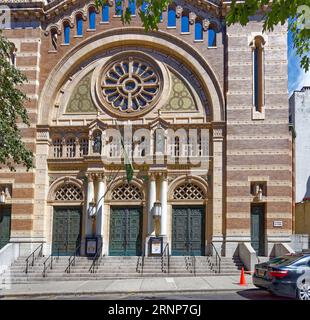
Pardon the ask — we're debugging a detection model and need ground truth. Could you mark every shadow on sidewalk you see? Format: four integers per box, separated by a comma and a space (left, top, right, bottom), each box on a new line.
236, 289, 293, 300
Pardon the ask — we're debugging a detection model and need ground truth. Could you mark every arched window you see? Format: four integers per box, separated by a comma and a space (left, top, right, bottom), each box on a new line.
55, 183, 83, 201
195, 21, 203, 41
168, 7, 176, 27
79, 138, 89, 156
112, 183, 143, 200
102, 4, 109, 22
53, 138, 63, 158
51, 29, 58, 50
63, 23, 70, 44
66, 138, 76, 158
76, 15, 83, 36
208, 27, 216, 47
253, 36, 265, 113
173, 182, 205, 200
128, 0, 136, 15
181, 15, 189, 33
141, 1, 148, 13
89, 9, 96, 29
115, 0, 123, 16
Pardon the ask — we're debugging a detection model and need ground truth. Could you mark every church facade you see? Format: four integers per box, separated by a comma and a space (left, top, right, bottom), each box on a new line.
0, 0, 293, 258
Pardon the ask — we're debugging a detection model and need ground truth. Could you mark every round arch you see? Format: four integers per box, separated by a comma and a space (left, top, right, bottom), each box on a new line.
47, 176, 84, 203
168, 175, 208, 201
38, 28, 225, 124
106, 176, 146, 202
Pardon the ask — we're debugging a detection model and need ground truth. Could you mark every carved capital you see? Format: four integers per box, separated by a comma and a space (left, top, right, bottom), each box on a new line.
176, 6, 183, 18
203, 19, 210, 31
189, 12, 197, 25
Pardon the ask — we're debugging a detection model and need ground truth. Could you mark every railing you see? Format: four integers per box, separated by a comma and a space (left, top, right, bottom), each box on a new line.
136, 243, 145, 275
42, 248, 60, 278
185, 243, 196, 276
209, 242, 221, 274
89, 242, 104, 274
161, 243, 170, 274
65, 245, 81, 274
25, 243, 44, 274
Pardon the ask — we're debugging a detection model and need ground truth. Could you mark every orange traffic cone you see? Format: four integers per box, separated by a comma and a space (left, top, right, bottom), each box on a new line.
239, 267, 246, 286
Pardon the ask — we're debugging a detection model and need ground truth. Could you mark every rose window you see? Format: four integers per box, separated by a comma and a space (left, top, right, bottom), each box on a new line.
101, 57, 161, 114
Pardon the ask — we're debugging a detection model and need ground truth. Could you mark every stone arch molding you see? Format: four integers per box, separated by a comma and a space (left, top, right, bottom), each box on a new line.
106, 176, 146, 202
168, 175, 208, 201
47, 176, 84, 203
38, 29, 224, 125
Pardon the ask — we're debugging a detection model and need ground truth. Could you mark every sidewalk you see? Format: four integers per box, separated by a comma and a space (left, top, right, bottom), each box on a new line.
0, 275, 254, 298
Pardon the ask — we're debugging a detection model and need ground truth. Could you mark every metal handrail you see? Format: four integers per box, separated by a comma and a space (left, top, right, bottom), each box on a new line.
42, 248, 60, 278
185, 243, 196, 276
89, 242, 104, 274
65, 245, 81, 274
136, 243, 145, 275
210, 242, 221, 273
161, 243, 170, 274
25, 243, 44, 274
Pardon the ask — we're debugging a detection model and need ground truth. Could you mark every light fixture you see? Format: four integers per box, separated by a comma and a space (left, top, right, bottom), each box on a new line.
152, 201, 162, 218
0, 190, 6, 204
88, 200, 96, 218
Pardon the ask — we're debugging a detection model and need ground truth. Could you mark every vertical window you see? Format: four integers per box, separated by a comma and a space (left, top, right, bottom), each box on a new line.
66, 138, 76, 158
141, 1, 148, 13
79, 138, 89, 156
89, 10, 96, 29
253, 36, 264, 113
115, 0, 123, 16
168, 7, 176, 27
195, 21, 203, 41
181, 15, 189, 33
102, 4, 109, 22
128, 0, 136, 15
76, 16, 83, 36
64, 23, 70, 44
53, 139, 63, 158
51, 29, 58, 51
208, 28, 216, 47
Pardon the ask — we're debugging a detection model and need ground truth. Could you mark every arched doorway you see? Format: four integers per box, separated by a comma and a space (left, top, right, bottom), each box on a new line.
109, 182, 144, 256
170, 181, 207, 256
51, 182, 84, 255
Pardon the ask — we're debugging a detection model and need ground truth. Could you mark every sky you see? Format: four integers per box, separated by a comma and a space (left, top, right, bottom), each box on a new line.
288, 30, 310, 96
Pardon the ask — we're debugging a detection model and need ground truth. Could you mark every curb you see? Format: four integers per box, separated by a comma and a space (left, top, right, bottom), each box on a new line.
0, 286, 256, 299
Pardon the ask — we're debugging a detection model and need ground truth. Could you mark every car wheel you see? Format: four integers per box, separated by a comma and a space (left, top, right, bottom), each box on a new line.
297, 283, 310, 300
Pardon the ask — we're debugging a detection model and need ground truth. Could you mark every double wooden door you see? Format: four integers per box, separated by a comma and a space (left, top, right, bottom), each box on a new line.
172, 206, 205, 256
109, 207, 142, 256
52, 207, 82, 256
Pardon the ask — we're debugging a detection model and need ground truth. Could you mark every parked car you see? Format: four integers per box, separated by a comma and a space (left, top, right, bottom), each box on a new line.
253, 253, 310, 300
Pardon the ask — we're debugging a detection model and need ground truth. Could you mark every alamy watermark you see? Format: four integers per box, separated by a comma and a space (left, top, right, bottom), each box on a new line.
297, 5, 310, 30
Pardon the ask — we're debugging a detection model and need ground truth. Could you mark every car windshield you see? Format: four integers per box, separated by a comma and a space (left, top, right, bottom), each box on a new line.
268, 255, 302, 266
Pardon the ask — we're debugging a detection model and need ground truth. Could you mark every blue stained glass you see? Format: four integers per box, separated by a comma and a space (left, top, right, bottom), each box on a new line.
181, 15, 189, 33
89, 11, 96, 29
208, 28, 216, 47
195, 22, 203, 40
76, 17, 83, 36
115, 0, 123, 16
102, 5, 109, 22
64, 24, 70, 44
128, 0, 136, 15
168, 8, 176, 27
141, 1, 148, 13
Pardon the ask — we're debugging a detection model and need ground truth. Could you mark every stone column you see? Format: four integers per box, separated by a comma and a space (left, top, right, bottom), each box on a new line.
160, 173, 168, 236
148, 174, 156, 235
85, 174, 95, 236
96, 174, 105, 240
212, 127, 224, 255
